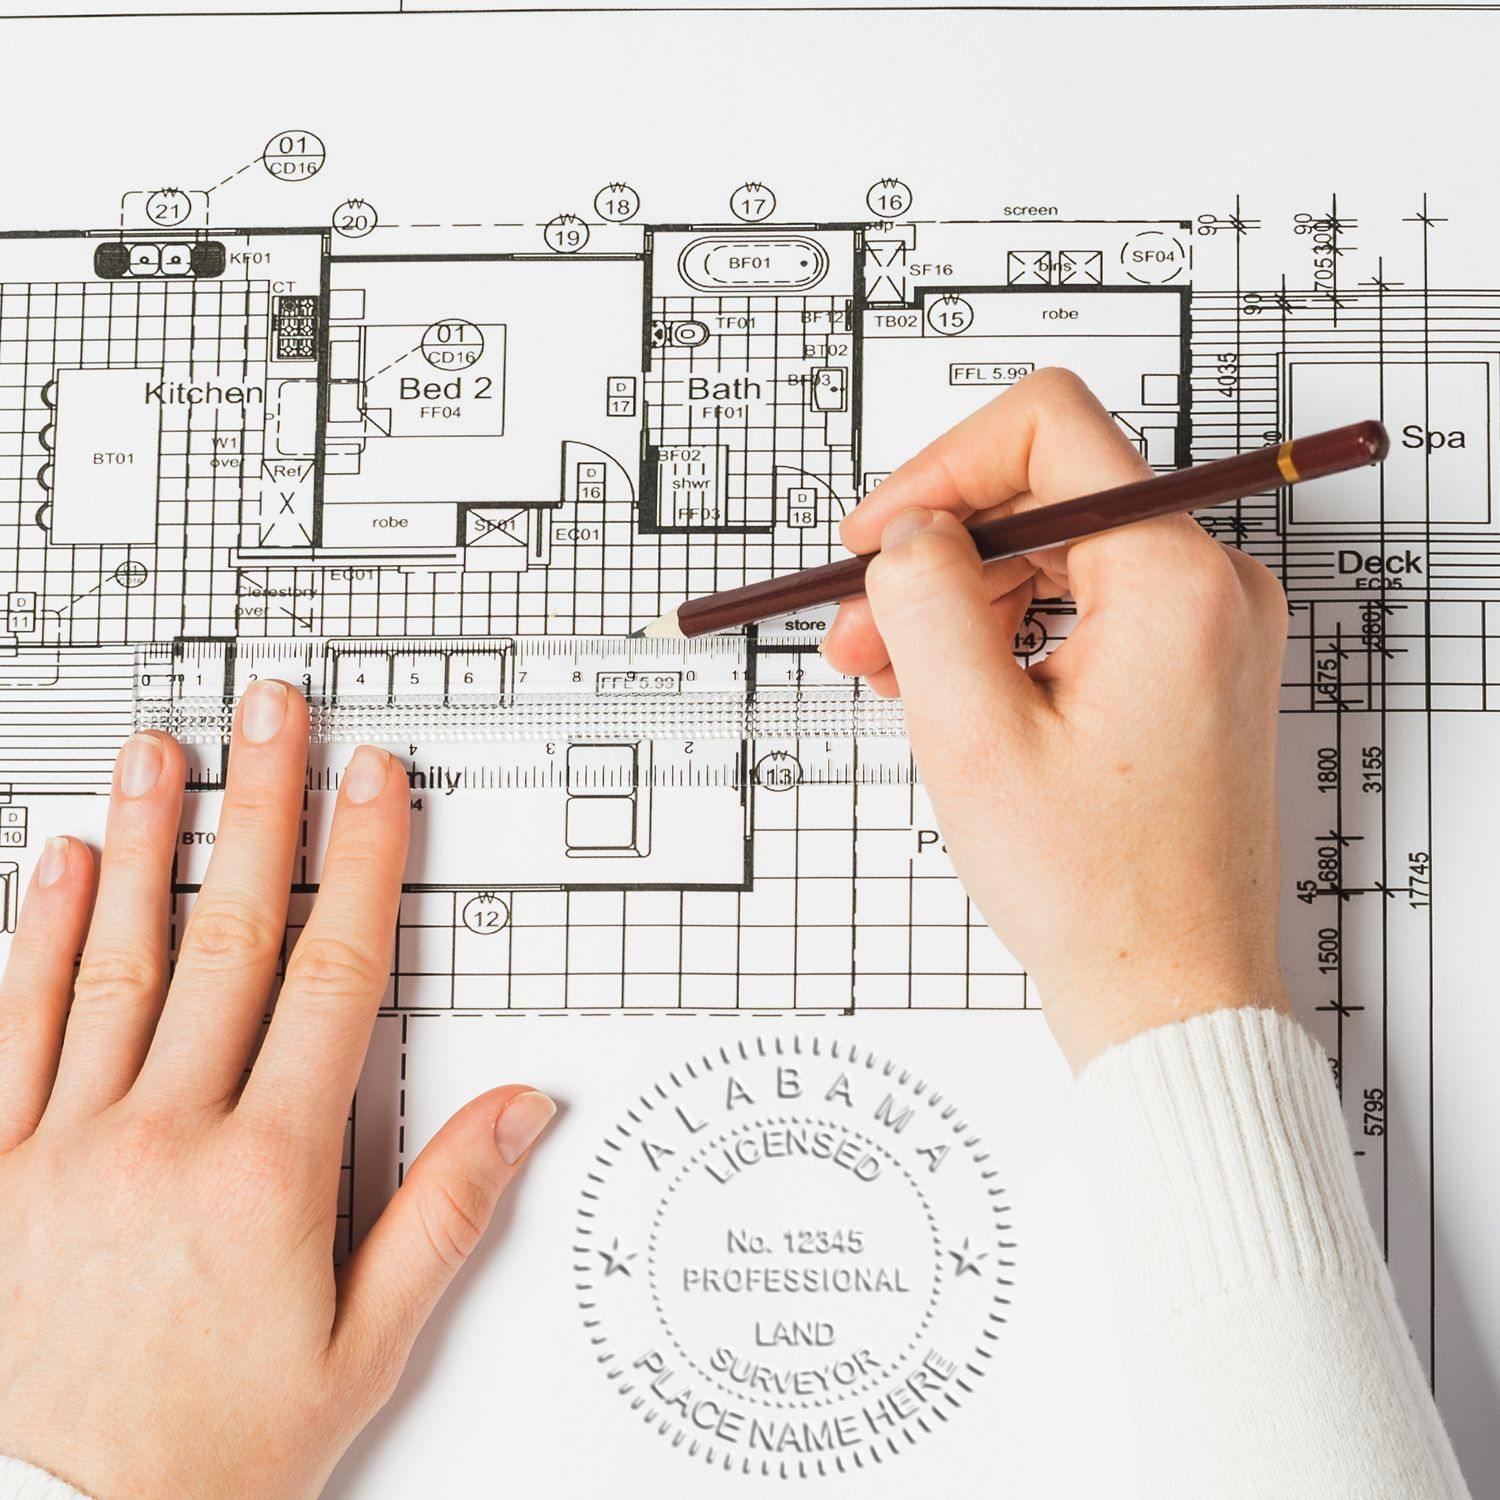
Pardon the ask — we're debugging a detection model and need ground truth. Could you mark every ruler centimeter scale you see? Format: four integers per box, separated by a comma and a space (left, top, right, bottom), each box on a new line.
133, 635, 908, 744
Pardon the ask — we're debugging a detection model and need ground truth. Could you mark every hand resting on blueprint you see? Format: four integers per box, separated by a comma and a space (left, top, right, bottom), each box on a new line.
0, 687, 554, 1500
822, 367, 1291, 1070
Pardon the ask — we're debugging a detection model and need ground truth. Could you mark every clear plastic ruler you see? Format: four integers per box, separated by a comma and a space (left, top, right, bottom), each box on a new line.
132, 635, 908, 744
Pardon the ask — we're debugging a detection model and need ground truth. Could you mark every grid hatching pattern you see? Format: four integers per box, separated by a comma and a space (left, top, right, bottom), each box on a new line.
647, 293, 856, 526
0, 278, 266, 647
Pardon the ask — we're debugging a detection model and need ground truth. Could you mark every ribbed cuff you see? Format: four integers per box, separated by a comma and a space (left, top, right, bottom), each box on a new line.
0, 1458, 91, 1500
1074, 1005, 1381, 1308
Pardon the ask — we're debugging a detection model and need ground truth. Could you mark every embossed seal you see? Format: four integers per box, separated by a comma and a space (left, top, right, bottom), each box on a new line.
575, 1035, 1015, 1478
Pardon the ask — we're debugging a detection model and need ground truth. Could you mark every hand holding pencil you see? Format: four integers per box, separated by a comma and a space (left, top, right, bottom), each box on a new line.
635, 369, 1387, 1065
819, 368, 1319, 1065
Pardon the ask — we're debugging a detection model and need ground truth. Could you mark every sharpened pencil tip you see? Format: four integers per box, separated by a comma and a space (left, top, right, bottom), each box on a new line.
636, 608, 686, 640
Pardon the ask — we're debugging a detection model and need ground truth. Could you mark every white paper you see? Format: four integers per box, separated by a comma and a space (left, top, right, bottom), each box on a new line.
0, 10, 1496, 1494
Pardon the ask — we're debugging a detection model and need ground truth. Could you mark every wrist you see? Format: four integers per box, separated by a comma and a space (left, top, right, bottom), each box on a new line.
1039, 960, 1291, 1072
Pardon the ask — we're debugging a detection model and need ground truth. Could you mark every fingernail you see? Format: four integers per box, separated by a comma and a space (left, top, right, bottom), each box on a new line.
881, 508, 935, 550
35, 836, 69, 889
117, 733, 164, 798
496, 1090, 557, 1165
241, 680, 289, 745
342, 745, 392, 805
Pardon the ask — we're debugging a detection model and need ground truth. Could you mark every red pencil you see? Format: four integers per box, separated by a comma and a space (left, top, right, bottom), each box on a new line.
636, 421, 1389, 640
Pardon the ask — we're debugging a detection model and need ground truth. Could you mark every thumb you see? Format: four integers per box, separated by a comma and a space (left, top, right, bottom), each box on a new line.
864, 508, 1045, 780
330, 1085, 556, 1395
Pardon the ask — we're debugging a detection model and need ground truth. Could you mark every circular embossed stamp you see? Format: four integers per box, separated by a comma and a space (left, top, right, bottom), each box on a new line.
575, 1035, 1014, 1478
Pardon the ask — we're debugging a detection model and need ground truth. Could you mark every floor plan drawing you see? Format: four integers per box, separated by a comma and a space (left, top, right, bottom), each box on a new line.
0, 207, 1200, 1017
2, 7, 1498, 1491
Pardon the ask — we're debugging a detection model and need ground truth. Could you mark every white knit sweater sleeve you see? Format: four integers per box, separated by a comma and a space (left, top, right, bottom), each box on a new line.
1075, 1005, 1470, 1499
0, 1460, 88, 1500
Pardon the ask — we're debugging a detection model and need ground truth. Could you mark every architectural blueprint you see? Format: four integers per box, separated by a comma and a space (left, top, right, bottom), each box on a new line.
1, 7, 1498, 1495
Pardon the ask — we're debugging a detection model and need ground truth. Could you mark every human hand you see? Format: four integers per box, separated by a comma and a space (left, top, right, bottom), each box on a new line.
0, 683, 555, 1499
822, 369, 1291, 1069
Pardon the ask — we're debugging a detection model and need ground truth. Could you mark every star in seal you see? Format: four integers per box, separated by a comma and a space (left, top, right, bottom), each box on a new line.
947, 1235, 988, 1277
598, 1237, 637, 1277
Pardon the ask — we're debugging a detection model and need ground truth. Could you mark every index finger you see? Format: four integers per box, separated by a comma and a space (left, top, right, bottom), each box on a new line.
237, 744, 409, 1161
839, 366, 1150, 555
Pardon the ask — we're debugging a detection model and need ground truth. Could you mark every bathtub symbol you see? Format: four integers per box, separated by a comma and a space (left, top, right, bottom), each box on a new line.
677, 234, 829, 292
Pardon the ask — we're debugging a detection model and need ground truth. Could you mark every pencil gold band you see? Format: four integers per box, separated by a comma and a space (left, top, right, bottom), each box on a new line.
1276, 442, 1301, 484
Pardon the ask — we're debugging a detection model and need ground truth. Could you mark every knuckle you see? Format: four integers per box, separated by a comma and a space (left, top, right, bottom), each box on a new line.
1266, 593, 1290, 642
229, 1106, 300, 1167
417, 1171, 494, 1271
183, 902, 281, 969
286, 933, 387, 1005
105, 1106, 187, 1187
327, 840, 398, 890
220, 1114, 308, 1201
1184, 546, 1244, 613
213, 789, 284, 835
72, 951, 162, 1014
1241, 554, 1290, 624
